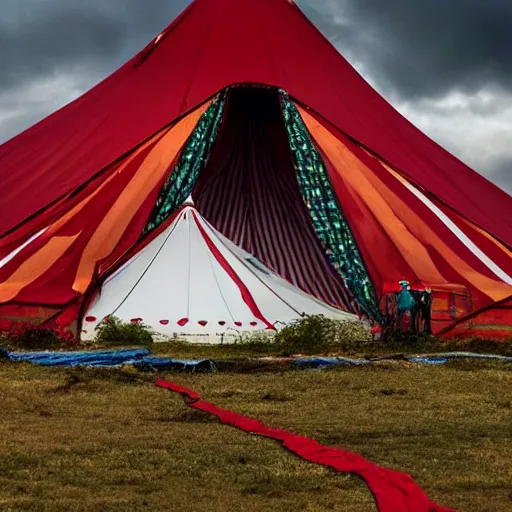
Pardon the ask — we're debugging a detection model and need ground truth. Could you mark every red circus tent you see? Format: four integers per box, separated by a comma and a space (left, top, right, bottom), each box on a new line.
0, 0, 511, 339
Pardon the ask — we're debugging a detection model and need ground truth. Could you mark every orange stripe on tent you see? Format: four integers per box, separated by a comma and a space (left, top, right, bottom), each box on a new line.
364, 149, 512, 263
72, 100, 212, 295
0, 128, 169, 269
0, 234, 80, 303
0, 129, 169, 302
373, 154, 505, 258
302, 114, 511, 303
47, 132, 170, 239
298, 107, 448, 286
374, 159, 512, 302
317, 149, 417, 289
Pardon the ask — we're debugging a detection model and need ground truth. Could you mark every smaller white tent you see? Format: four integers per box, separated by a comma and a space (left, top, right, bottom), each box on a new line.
82, 199, 357, 343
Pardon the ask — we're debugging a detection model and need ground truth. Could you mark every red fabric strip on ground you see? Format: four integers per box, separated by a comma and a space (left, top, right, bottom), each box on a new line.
156, 379, 455, 512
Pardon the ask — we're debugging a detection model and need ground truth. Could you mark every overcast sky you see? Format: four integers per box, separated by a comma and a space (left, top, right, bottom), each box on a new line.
1, 0, 511, 194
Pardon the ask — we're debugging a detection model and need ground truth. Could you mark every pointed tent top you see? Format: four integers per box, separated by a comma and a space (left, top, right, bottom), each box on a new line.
183, 194, 195, 208
0, 0, 510, 244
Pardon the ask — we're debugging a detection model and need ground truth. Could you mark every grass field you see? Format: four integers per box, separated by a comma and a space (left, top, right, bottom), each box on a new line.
1, 357, 511, 512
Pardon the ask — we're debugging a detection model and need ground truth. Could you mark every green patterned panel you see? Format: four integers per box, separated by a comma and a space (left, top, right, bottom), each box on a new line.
280, 91, 380, 319
143, 94, 225, 235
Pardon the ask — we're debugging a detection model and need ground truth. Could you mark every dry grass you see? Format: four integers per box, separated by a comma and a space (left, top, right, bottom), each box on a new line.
0, 360, 511, 512
148, 336, 512, 361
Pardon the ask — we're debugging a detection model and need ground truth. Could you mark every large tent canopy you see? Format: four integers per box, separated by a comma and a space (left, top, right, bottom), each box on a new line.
0, 0, 511, 339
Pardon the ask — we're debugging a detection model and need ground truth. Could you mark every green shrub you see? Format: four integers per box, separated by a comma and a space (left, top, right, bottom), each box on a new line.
226, 316, 372, 355
14, 327, 62, 350
94, 317, 153, 347
274, 315, 371, 355
2, 322, 77, 351
381, 327, 439, 347
232, 331, 278, 354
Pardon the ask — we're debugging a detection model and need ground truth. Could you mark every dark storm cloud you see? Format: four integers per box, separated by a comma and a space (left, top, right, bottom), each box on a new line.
488, 158, 512, 195
300, 0, 512, 193
0, 0, 189, 89
307, 0, 512, 100
2, 0, 511, 100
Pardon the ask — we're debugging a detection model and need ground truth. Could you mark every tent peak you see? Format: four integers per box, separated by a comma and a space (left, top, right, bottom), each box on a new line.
182, 195, 195, 208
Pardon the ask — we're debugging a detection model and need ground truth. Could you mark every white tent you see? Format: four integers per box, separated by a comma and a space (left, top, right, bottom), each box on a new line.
82, 200, 357, 343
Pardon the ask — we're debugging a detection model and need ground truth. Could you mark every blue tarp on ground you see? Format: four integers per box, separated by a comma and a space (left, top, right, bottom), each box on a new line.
433, 351, 512, 362
1, 347, 510, 371
405, 357, 448, 365
10, 348, 150, 367
294, 356, 370, 368
294, 352, 512, 369
3, 348, 215, 371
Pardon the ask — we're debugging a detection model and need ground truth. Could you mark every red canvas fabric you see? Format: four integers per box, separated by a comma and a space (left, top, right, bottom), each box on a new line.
156, 379, 455, 512
301, 108, 511, 326
194, 87, 351, 309
439, 296, 512, 339
0, 137, 166, 308
0, 157, 122, 263
430, 199, 512, 276
0, 0, 510, 247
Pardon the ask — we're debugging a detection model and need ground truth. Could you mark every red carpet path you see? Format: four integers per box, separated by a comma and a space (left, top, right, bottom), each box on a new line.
156, 380, 455, 512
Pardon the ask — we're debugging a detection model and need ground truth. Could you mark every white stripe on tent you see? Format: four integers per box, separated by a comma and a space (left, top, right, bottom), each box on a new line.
0, 228, 48, 269
399, 180, 512, 286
